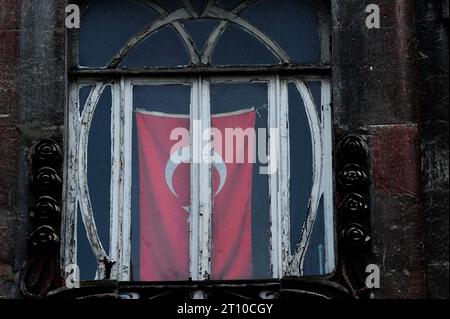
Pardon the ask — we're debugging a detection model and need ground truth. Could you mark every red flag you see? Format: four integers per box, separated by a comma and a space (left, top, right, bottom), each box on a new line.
136, 109, 255, 281
136, 112, 190, 281
211, 111, 255, 280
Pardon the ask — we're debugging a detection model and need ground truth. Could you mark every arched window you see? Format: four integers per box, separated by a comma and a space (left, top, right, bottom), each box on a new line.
64, 0, 334, 283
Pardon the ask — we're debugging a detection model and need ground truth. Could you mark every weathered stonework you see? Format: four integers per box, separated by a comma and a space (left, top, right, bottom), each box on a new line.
332, 0, 427, 298
0, 0, 65, 298
416, 0, 449, 299
0, 0, 448, 299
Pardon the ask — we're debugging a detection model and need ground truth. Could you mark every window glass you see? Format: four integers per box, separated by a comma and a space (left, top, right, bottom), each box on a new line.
78, 86, 112, 280
153, 0, 182, 12
212, 24, 278, 65
191, 0, 209, 14
288, 82, 326, 275
241, 0, 321, 64
120, 26, 190, 68
217, 0, 243, 10
80, 0, 158, 67
303, 198, 326, 275
308, 81, 322, 115
183, 19, 220, 52
80, 0, 323, 67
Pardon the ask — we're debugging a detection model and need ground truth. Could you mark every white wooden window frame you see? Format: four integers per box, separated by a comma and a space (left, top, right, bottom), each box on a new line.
63, 0, 334, 282
63, 75, 334, 281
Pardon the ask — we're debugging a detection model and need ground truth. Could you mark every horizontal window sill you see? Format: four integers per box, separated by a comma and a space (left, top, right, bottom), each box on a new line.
69, 64, 331, 78
46, 277, 351, 300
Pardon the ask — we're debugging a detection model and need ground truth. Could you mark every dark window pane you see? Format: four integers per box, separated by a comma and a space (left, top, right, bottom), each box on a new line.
288, 83, 312, 253
77, 208, 97, 280
80, 0, 157, 67
78, 86, 112, 280
303, 198, 326, 275
183, 19, 220, 51
79, 85, 93, 115
212, 25, 278, 65
153, 0, 182, 12
217, 0, 244, 10
191, 0, 209, 14
242, 0, 321, 64
121, 26, 190, 68
288, 82, 325, 275
210, 83, 271, 279
133, 84, 191, 115
308, 81, 322, 116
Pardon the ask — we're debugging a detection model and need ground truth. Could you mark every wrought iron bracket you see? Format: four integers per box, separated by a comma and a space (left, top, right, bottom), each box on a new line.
20, 138, 64, 298
331, 133, 373, 298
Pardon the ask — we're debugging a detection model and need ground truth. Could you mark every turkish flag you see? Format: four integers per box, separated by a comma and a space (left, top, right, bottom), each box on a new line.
136, 109, 255, 281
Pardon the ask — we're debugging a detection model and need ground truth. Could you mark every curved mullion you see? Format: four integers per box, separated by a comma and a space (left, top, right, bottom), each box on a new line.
202, 4, 290, 65
201, 0, 260, 64
288, 80, 324, 276
78, 82, 109, 279
202, 0, 218, 17
63, 83, 82, 273
141, 0, 200, 64
173, 24, 201, 65
200, 20, 228, 64
108, 8, 194, 68
233, 0, 261, 12
182, 0, 200, 17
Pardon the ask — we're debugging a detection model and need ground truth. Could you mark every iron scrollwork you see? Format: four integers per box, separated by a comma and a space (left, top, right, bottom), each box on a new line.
332, 133, 373, 298
20, 138, 64, 298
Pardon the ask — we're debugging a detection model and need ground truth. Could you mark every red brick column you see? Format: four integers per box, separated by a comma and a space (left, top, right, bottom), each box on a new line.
369, 124, 424, 298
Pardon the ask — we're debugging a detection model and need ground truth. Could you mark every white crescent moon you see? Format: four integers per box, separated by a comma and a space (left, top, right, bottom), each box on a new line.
165, 146, 227, 197
165, 146, 190, 198
211, 151, 227, 196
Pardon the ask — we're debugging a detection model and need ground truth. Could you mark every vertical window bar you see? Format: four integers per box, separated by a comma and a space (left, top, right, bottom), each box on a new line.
199, 77, 212, 280
268, 76, 281, 278
279, 78, 291, 275
109, 80, 122, 279
190, 77, 212, 299
120, 78, 133, 280
321, 80, 335, 274
62, 82, 81, 273
190, 79, 201, 281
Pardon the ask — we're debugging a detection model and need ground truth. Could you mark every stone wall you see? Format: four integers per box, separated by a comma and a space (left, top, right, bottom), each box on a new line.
0, 0, 65, 298
416, 0, 449, 299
